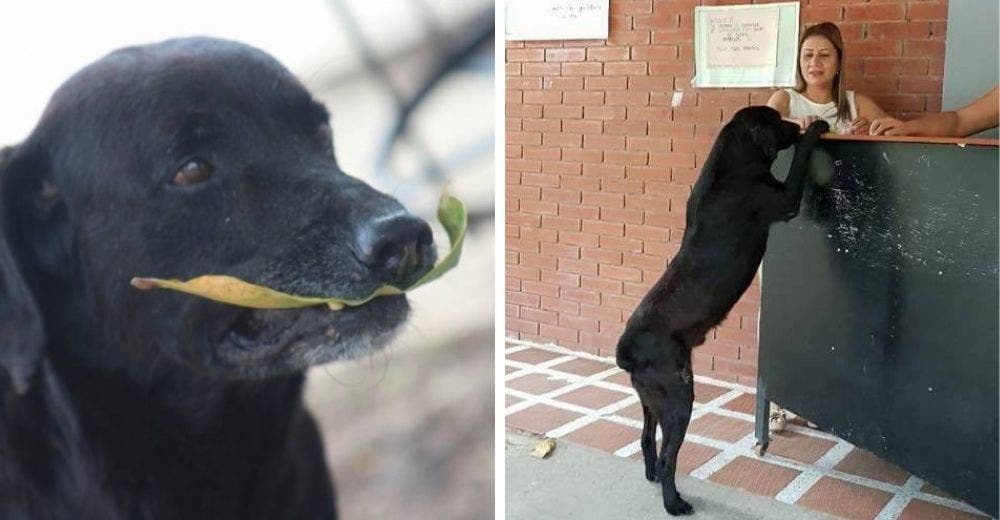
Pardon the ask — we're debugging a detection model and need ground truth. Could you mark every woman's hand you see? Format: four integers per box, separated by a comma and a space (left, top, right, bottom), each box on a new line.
869, 116, 905, 136
799, 115, 821, 129
850, 117, 871, 135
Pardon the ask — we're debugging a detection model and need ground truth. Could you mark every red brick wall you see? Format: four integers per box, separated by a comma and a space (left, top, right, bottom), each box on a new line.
504, 0, 949, 384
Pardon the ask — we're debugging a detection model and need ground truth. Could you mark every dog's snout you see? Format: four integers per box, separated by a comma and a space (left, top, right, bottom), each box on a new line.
354, 214, 435, 287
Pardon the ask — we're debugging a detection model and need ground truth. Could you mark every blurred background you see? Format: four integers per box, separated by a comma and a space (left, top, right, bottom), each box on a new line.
0, 1, 495, 518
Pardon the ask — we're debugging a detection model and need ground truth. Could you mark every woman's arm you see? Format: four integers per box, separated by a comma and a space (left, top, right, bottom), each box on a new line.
766, 89, 819, 128
851, 93, 889, 134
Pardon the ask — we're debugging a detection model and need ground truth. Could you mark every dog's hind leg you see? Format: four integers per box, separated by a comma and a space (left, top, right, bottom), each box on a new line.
654, 367, 695, 516
641, 402, 658, 482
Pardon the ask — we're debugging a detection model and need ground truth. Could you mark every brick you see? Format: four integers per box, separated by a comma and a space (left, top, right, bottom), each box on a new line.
864, 57, 928, 76
600, 235, 644, 253
507, 77, 542, 90
833, 22, 865, 42
506, 291, 540, 309
606, 91, 651, 106
906, 2, 948, 21
584, 106, 628, 120
673, 106, 721, 124
601, 179, 644, 193
563, 91, 606, 106
587, 46, 630, 62
541, 215, 581, 231
540, 242, 580, 258
582, 219, 625, 236
582, 163, 626, 178
581, 304, 623, 322
507, 131, 542, 146
649, 151, 695, 168
541, 187, 582, 204
507, 48, 546, 62
601, 206, 644, 225
626, 106, 671, 122
604, 120, 649, 137
560, 176, 600, 192
904, 39, 944, 58
544, 77, 583, 90
849, 39, 902, 58
506, 317, 538, 335
521, 280, 560, 298
543, 132, 583, 148
545, 48, 586, 62
559, 314, 600, 334
507, 104, 543, 118
522, 62, 562, 76
562, 62, 604, 76
625, 165, 670, 182
559, 204, 600, 220
633, 45, 678, 61
625, 137, 670, 153
559, 230, 600, 248
541, 269, 581, 287
584, 134, 626, 150
648, 60, 693, 76
506, 62, 521, 76
867, 22, 930, 40
539, 324, 579, 344
899, 76, 942, 95
801, 6, 842, 23
558, 257, 599, 276
563, 148, 604, 163
581, 275, 624, 295
843, 3, 903, 22
540, 295, 580, 315
649, 122, 694, 138
582, 191, 624, 208
541, 161, 581, 175
581, 247, 623, 266
543, 104, 584, 119
523, 90, 563, 104
520, 306, 558, 325
584, 76, 629, 90
561, 287, 601, 306
520, 199, 559, 216
604, 61, 648, 76
522, 146, 561, 161
604, 150, 648, 166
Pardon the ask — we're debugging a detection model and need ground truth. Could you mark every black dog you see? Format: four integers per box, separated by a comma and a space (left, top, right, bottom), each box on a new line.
616, 107, 828, 516
0, 37, 437, 519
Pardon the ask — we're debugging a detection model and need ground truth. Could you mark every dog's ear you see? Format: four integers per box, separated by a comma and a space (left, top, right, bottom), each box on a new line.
0, 145, 48, 394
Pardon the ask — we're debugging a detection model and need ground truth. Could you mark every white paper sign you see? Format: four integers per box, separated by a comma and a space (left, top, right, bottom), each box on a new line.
706, 7, 778, 68
693, 2, 799, 88
505, 0, 609, 41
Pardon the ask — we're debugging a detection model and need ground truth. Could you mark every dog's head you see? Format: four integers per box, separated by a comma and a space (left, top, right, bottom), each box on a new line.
0, 37, 437, 391
730, 106, 802, 161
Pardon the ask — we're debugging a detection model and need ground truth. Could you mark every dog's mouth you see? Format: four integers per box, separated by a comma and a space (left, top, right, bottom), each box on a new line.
215, 294, 409, 370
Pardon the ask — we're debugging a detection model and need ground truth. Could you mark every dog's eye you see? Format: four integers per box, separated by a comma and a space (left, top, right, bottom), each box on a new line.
172, 159, 214, 186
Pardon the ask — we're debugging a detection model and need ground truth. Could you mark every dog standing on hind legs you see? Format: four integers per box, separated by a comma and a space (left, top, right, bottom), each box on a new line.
615, 107, 829, 516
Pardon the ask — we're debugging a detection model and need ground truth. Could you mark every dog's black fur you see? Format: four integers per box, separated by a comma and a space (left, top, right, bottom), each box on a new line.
616, 107, 828, 516
0, 37, 437, 519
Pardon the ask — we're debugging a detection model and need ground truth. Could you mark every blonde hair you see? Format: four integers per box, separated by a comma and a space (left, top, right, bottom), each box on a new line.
796, 22, 851, 123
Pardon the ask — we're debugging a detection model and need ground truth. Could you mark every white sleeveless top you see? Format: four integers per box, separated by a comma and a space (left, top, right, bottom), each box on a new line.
784, 88, 858, 134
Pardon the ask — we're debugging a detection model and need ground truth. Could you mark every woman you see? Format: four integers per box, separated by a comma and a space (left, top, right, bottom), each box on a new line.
767, 22, 889, 135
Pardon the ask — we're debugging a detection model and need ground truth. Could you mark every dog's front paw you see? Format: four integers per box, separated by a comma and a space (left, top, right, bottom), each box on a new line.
646, 466, 658, 482
807, 120, 830, 134
665, 496, 694, 516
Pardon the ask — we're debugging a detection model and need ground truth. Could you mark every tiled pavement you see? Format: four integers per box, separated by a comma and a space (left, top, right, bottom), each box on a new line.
505, 339, 993, 520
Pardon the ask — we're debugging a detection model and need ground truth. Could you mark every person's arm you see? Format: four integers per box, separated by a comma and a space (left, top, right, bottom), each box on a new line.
851, 93, 889, 135
870, 86, 999, 137
766, 89, 819, 128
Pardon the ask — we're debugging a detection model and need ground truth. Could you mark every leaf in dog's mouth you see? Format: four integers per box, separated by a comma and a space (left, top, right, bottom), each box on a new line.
131, 190, 467, 310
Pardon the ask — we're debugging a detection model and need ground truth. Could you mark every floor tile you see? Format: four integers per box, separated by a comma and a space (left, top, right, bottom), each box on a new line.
720, 392, 756, 414
562, 419, 639, 453
549, 356, 613, 377
834, 447, 910, 486
795, 476, 893, 520
708, 456, 800, 498
506, 404, 583, 435
920, 483, 959, 500
628, 440, 723, 476
506, 394, 523, 408
601, 370, 632, 388
507, 348, 567, 365
616, 402, 644, 422
694, 381, 731, 403
687, 412, 754, 443
765, 430, 838, 464
899, 499, 991, 520
505, 365, 518, 375
556, 385, 632, 410
506, 372, 573, 395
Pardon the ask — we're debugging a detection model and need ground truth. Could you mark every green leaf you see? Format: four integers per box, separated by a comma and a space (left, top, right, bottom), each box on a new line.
131, 189, 467, 310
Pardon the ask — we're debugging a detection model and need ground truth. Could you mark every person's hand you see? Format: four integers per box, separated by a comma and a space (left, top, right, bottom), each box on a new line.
799, 115, 821, 129
869, 116, 905, 136
850, 117, 871, 135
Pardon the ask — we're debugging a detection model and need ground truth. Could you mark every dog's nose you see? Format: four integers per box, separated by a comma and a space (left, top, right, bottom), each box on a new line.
354, 214, 435, 287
